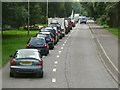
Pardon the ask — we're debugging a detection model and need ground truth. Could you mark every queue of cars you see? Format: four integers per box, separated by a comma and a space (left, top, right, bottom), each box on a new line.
9, 17, 77, 78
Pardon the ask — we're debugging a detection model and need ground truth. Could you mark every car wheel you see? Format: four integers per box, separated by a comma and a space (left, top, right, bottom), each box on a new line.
36, 71, 43, 78
51, 45, 54, 50
40, 71, 43, 78
10, 72, 14, 77
47, 50, 49, 54
14, 73, 18, 78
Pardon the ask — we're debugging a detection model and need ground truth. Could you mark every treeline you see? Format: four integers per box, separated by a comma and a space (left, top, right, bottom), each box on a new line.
2, 2, 119, 29
2, 2, 80, 29
81, 2, 119, 28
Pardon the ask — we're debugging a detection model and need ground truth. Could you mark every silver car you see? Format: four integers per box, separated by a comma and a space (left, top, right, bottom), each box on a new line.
10, 49, 43, 78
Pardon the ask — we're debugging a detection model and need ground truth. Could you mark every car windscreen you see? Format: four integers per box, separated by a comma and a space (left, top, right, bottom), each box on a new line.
29, 38, 45, 45
14, 51, 40, 60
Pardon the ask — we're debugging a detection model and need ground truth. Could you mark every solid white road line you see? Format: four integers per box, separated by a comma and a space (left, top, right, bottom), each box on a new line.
89, 28, 94, 39
98, 51, 118, 83
52, 78, 56, 83
97, 39, 119, 73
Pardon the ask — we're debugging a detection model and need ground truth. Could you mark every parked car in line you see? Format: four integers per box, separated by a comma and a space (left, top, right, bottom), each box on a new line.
80, 16, 87, 24
26, 37, 49, 56
52, 26, 60, 42
64, 18, 72, 33
10, 49, 43, 78
36, 32, 54, 50
64, 19, 69, 34
49, 23, 63, 39
67, 18, 72, 31
49, 18, 66, 37
74, 13, 80, 23
40, 27, 58, 44
71, 19, 76, 27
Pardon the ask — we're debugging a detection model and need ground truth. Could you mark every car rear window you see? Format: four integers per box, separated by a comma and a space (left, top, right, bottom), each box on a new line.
15, 51, 40, 60
82, 18, 86, 20
29, 38, 45, 45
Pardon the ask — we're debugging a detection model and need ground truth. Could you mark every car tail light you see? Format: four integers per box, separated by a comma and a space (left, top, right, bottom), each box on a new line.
61, 29, 64, 32
52, 36, 55, 39
43, 44, 47, 48
37, 60, 43, 66
56, 32, 58, 35
50, 38, 53, 42
10, 59, 15, 65
26, 43, 30, 48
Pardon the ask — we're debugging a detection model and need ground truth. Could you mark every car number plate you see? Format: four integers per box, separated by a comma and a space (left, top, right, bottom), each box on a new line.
20, 62, 32, 65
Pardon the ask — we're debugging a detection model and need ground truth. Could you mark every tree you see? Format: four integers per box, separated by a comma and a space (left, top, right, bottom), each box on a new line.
29, 2, 42, 26
2, 2, 28, 29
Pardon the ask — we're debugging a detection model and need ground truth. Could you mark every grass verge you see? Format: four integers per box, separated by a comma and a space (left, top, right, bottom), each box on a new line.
102, 25, 118, 37
2, 29, 38, 67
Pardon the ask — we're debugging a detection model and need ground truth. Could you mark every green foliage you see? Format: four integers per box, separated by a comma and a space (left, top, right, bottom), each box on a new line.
2, 2, 29, 29
2, 30, 38, 66
81, 2, 118, 28
2, 2, 81, 29
82, 10, 89, 17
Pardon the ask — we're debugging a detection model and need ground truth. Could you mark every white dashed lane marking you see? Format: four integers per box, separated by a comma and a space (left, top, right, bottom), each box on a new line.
52, 78, 56, 83
59, 51, 62, 54
54, 61, 58, 64
63, 44, 65, 46
57, 55, 59, 58
61, 47, 63, 49
53, 68, 57, 72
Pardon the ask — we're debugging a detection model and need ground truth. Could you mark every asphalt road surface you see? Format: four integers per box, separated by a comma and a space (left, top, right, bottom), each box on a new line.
1, 22, 118, 88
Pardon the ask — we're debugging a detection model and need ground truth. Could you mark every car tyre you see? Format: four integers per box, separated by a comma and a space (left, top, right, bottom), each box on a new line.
10, 72, 14, 77
40, 71, 43, 78
36, 71, 43, 78
51, 46, 54, 50
47, 50, 49, 54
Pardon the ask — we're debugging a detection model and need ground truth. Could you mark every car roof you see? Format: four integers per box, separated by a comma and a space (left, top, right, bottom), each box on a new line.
17, 49, 39, 52
39, 32, 51, 34
31, 37, 44, 39
30, 37, 45, 41
45, 27, 53, 29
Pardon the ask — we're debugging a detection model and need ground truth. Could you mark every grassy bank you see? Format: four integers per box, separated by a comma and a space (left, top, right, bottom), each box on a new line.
102, 25, 118, 37
2, 29, 38, 67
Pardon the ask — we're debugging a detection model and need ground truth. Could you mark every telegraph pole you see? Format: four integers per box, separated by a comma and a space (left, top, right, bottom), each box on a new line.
27, 0, 30, 36
46, 0, 48, 25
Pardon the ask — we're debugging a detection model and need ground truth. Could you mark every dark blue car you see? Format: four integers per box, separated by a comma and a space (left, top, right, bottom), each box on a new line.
36, 32, 54, 49
26, 37, 49, 56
